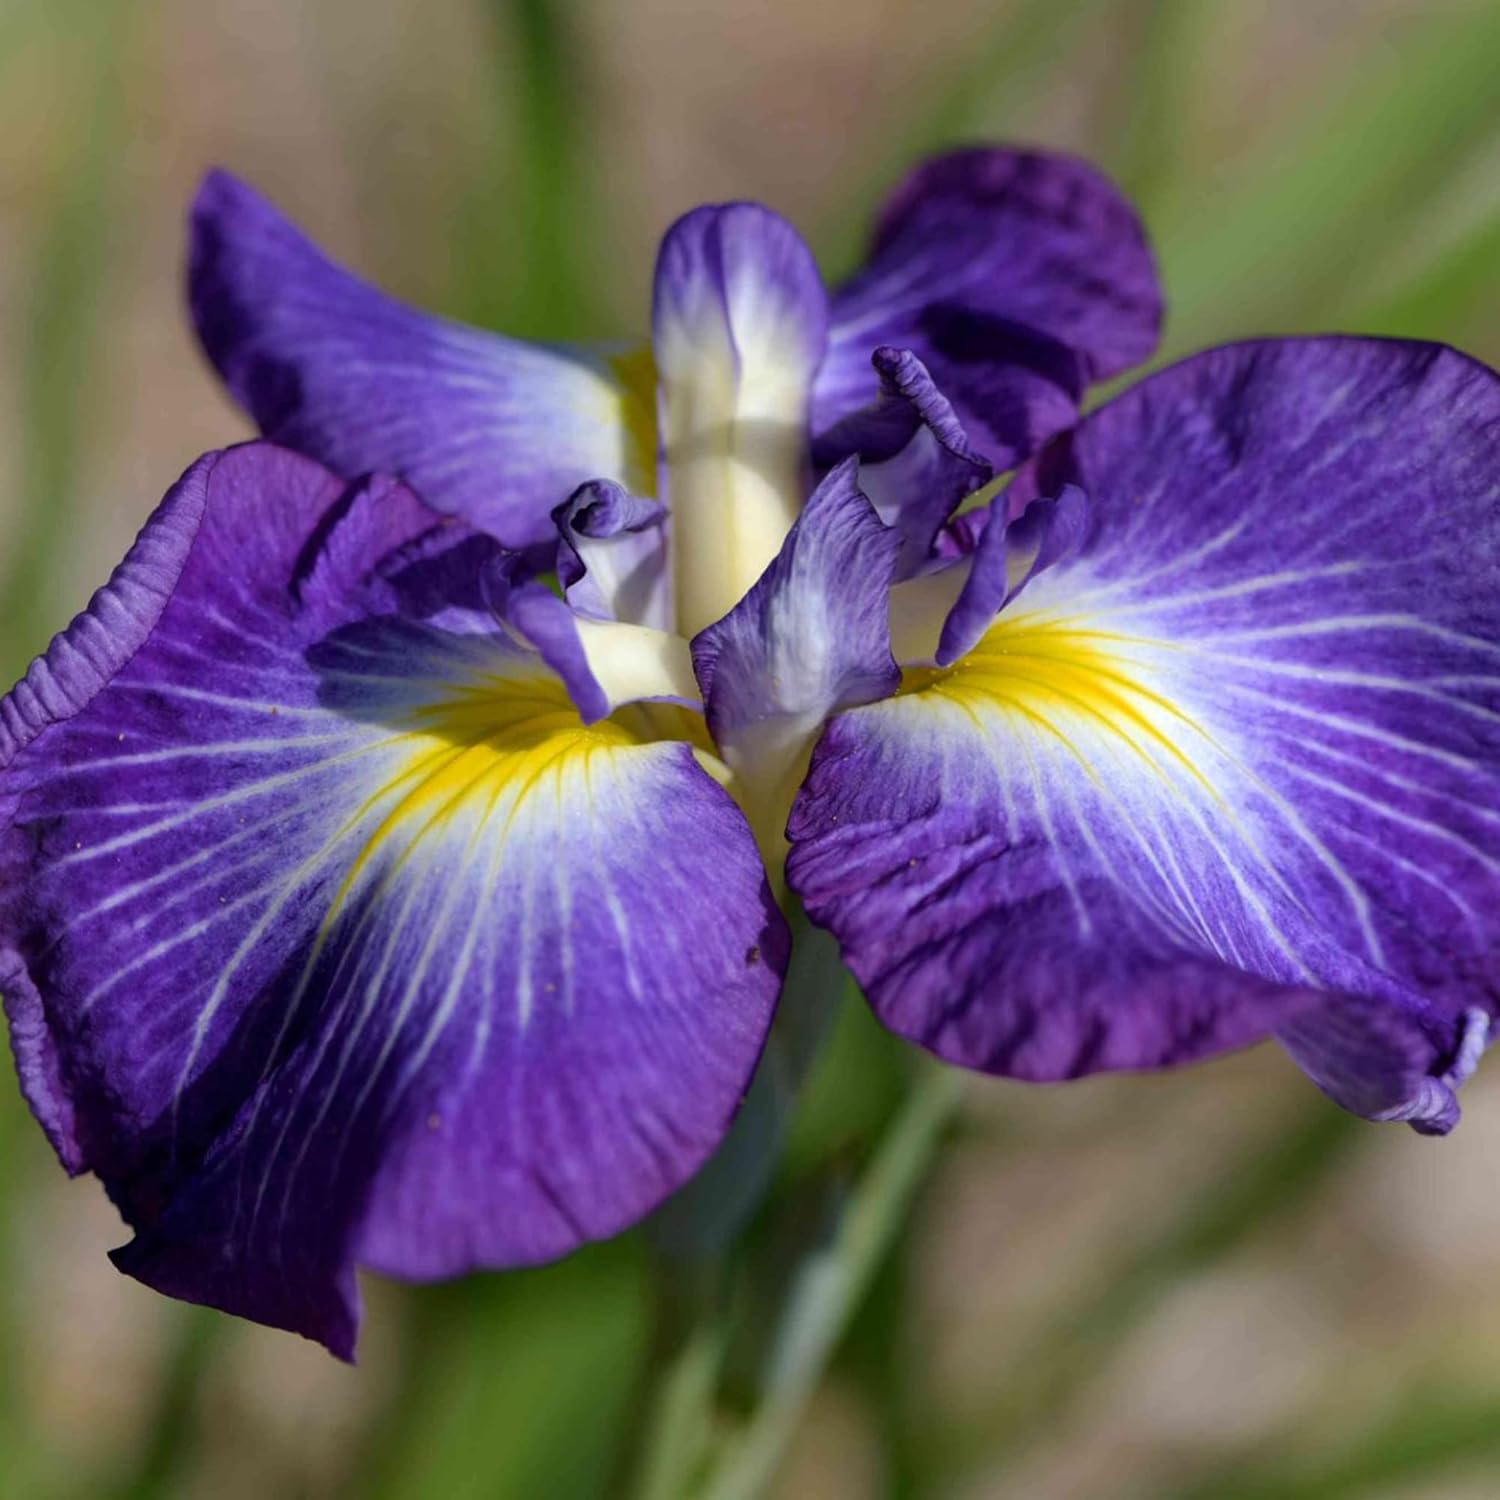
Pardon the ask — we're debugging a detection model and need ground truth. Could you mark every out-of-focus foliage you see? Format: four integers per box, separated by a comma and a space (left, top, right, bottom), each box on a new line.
0, 3, 1497, 1497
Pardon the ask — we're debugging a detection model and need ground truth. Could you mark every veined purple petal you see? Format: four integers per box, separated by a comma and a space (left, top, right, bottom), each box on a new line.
691, 459, 900, 859
1, 443, 783, 1354
791, 338, 1500, 1131
653, 202, 829, 636
816, 347, 994, 578
1, 446, 340, 1170
189, 171, 655, 551
0, 455, 214, 772
1279, 995, 1489, 1137
815, 148, 1163, 470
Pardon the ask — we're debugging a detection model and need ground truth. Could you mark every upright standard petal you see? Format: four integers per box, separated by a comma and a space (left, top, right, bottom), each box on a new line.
790, 339, 1500, 1131
815, 148, 1163, 470
692, 459, 900, 862
189, 171, 656, 551
653, 202, 829, 636
1, 444, 784, 1354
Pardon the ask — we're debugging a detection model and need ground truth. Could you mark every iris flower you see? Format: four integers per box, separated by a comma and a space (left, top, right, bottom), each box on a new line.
2, 148, 1497, 1358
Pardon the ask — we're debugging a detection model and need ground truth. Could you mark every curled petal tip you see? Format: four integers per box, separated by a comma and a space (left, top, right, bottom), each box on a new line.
1373, 1009, 1495, 1136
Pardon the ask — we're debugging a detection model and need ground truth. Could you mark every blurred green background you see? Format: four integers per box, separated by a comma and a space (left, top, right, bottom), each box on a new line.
1, 1, 1498, 1496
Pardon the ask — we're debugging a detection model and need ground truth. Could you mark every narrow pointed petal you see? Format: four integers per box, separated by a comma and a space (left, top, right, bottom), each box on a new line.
815, 148, 1163, 469
885, 486, 1088, 668
189, 171, 655, 550
1, 444, 783, 1354
935, 484, 1089, 664
817, 347, 994, 577
653, 202, 829, 635
487, 554, 699, 724
790, 338, 1500, 1130
692, 459, 900, 858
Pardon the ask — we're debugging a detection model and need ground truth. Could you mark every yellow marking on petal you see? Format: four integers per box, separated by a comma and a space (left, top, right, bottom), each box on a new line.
323, 670, 707, 929
610, 343, 660, 496
902, 612, 1222, 803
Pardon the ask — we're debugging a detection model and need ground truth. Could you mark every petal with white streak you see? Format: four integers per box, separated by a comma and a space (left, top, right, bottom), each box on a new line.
190, 171, 656, 551
1, 444, 784, 1354
693, 459, 900, 862
791, 339, 1500, 1131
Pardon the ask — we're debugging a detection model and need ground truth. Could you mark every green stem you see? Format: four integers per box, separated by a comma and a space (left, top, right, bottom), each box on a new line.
2, 0, 124, 675
698, 1064, 964, 1500
629, 1307, 729, 1500
107, 1310, 219, 1500
465, 0, 594, 340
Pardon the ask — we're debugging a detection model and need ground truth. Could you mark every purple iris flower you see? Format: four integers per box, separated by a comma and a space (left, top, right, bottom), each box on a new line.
2, 147, 1497, 1359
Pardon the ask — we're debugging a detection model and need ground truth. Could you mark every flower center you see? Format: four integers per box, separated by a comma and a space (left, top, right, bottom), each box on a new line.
327, 665, 710, 927
901, 611, 1216, 798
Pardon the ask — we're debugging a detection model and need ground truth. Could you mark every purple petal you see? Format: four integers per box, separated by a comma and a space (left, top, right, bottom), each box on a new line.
691, 459, 900, 857
935, 484, 1089, 665
653, 202, 829, 635
790, 337, 1500, 1130
2, 443, 783, 1354
552, 479, 671, 628
485, 552, 699, 725
1280, 996, 1489, 1137
0, 454, 214, 772
693, 459, 900, 739
189, 171, 654, 551
816, 347, 994, 577
815, 147, 1163, 470
0, 447, 331, 1170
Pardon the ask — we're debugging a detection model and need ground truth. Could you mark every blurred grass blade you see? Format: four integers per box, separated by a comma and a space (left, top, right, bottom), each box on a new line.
1103, 0, 1224, 212
0, 6, 129, 1485
699, 1064, 963, 1500
628, 1299, 729, 1500
104, 1311, 219, 1500
1151, 7, 1500, 347
460, 0, 596, 339
1346, 208, 1500, 347
358, 1243, 648, 1500
922, 1104, 1362, 1490
0, 4, 125, 679
1167, 1388, 1500, 1500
